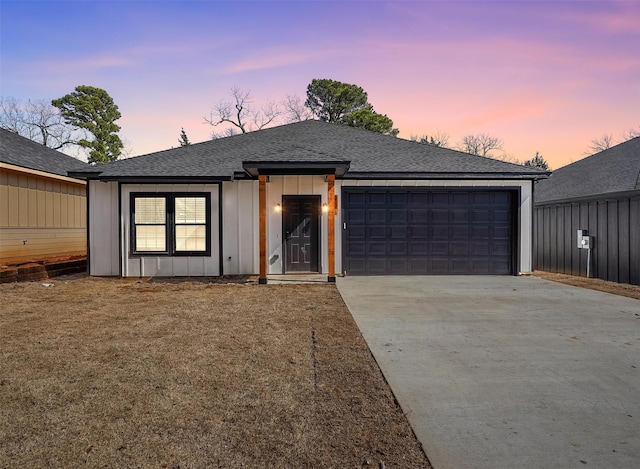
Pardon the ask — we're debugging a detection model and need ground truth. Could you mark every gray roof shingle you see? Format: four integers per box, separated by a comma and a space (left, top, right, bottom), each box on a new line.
0, 128, 90, 177
71, 120, 547, 180
535, 137, 640, 203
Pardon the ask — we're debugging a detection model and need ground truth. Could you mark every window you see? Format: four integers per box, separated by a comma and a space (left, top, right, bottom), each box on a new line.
131, 193, 211, 256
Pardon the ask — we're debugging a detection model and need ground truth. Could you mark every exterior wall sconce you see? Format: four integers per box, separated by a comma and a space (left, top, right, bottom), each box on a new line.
274, 203, 281, 212
322, 203, 329, 212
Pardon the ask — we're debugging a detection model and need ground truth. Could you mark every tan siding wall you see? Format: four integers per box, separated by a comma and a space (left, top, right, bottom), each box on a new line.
0, 228, 86, 264
0, 168, 86, 265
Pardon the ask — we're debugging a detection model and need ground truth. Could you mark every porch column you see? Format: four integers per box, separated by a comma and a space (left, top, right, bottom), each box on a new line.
327, 174, 336, 282
258, 174, 267, 284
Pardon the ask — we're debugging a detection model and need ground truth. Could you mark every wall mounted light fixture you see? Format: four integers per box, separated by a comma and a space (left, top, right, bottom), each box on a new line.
274, 203, 281, 212
322, 203, 329, 212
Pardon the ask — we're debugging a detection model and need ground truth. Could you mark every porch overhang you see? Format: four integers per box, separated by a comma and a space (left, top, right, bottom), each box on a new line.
242, 161, 350, 177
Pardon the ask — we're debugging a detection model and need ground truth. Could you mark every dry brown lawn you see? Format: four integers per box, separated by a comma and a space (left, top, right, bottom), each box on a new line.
0, 276, 430, 468
533, 271, 640, 300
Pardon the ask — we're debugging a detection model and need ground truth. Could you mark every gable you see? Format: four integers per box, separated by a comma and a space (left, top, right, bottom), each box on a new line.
536, 137, 640, 203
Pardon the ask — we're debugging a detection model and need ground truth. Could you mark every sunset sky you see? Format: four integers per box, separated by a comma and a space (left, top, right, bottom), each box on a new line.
1, 0, 639, 169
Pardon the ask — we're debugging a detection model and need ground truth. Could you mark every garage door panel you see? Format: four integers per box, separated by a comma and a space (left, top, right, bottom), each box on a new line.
432, 209, 449, 223
491, 242, 511, 256
492, 226, 510, 239
368, 225, 386, 239
451, 259, 470, 273
389, 241, 408, 255
348, 225, 365, 239
431, 241, 449, 255
343, 189, 514, 275
452, 209, 470, 223
368, 209, 386, 223
494, 209, 510, 222
347, 209, 365, 223
368, 258, 387, 273
390, 192, 408, 205
432, 226, 449, 239
389, 225, 408, 239
368, 192, 386, 204
451, 225, 469, 239
470, 259, 491, 273
451, 242, 469, 255
389, 258, 408, 273
410, 226, 429, 238
409, 241, 428, 254
409, 209, 429, 223
471, 241, 490, 255
346, 242, 365, 255
369, 242, 386, 255
472, 210, 491, 222
389, 209, 407, 223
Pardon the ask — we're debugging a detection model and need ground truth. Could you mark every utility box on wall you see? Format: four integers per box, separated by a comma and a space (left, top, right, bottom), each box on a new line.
577, 229, 591, 249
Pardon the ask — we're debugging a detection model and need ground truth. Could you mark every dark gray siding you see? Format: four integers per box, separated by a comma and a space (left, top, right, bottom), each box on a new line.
534, 193, 640, 285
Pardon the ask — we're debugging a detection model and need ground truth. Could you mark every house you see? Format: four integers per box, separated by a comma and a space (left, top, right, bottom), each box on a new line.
0, 129, 90, 265
534, 137, 640, 285
69, 120, 547, 282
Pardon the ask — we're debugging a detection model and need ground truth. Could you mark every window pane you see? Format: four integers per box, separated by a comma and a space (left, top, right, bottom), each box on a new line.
175, 225, 206, 251
135, 198, 166, 224
175, 197, 206, 224
136, 225, 166, 251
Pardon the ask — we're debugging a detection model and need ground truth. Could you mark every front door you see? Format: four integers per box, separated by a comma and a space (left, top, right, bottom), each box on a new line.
283, 195, 319, 272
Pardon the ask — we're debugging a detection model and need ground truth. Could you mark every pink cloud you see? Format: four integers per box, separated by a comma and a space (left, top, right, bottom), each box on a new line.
225, 46, 342, 74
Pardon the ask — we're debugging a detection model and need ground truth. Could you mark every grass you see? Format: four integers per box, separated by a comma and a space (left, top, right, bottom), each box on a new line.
533, 270, 640, 300
0, 276, 430, 468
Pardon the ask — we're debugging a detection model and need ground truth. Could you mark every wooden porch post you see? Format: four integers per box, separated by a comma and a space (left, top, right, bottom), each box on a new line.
327, 174, 336, 282
258, 175, 267, 284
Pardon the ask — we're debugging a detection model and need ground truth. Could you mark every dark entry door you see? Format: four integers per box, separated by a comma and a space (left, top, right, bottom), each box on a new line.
283, 195, 319, 272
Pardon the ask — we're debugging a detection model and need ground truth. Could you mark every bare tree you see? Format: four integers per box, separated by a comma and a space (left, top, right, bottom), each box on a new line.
204, 87, 283, 135
458, 133, 503, 157
621, 126, 640, 141
283, 94, 313, 123
586, 134, 614, 154
0, 97, 77, 150
410, 131, 450, 148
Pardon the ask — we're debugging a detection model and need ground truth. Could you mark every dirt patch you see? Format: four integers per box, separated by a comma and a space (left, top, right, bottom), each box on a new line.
0, 276, 431, 468
533, 271, 640, 300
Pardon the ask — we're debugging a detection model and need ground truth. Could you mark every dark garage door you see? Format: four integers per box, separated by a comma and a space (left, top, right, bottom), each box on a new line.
343, 188, 515, 275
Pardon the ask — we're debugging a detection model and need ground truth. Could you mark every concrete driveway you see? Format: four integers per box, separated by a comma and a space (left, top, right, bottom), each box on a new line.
337, 276, 640, 469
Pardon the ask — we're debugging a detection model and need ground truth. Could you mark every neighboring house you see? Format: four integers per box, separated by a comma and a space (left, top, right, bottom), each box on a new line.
0, 129, 90, 265
69, 121, 547, 282
534, 137, 640, 285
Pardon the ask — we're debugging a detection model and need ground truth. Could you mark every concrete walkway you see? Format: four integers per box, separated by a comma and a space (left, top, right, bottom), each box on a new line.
337, 276, 640, 469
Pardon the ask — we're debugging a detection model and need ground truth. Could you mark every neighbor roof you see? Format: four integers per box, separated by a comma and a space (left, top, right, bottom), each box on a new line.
70, 120, 547, 181
535, 137, 640, 203
0, 128, 90, 176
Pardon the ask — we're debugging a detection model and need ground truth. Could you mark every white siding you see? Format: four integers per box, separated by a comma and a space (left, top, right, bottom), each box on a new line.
266, 175, 329, 274
221, 180, 259, 275
89, 181, 119, 275
337, 179, 534, 274
121, 184, 220, 277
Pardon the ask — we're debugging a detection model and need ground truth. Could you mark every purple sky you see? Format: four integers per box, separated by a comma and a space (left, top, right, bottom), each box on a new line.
2, 0, 639, 169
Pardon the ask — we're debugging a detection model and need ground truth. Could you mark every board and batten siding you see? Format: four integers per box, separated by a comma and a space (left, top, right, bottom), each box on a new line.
88, 180, 119, 275
221, 177, 534, 276
337, 179, 534, 275
121, 184, 220, 277
0, 167, 86, 265
534, 193, 640, 285
222, 180, 259, 275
